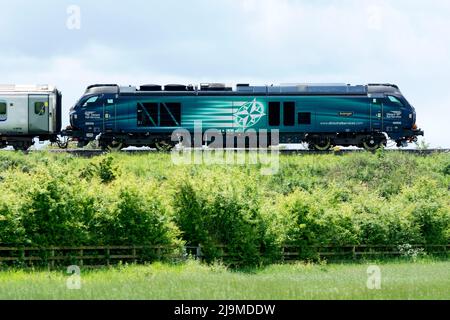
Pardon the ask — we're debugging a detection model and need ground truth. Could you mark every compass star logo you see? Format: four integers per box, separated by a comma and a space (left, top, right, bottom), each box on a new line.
234, 99, 266, 128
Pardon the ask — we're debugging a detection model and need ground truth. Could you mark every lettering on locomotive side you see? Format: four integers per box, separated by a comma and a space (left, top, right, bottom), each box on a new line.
84, 111, 101, 119
320, 121, 364, 126
339, 112, 354, 117
386, 111, 402, 119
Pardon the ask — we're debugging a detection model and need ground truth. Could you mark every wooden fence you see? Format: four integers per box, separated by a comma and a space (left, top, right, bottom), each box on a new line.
0, 245, 182, 267
0, 244, 448, 267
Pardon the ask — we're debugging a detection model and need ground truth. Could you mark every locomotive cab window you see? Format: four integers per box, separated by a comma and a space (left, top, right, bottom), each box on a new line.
388, 96, 403, 106
268, 102, 280, 126
34, 102, 46, 115
283, 102, 295, 126
82, 96, 100, 107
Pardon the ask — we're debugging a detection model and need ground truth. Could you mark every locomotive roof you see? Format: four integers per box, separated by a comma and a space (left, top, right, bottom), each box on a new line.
83, 83, 402, 97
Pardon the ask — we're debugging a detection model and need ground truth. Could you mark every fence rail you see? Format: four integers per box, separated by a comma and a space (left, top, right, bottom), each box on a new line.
0, 244, 448, 267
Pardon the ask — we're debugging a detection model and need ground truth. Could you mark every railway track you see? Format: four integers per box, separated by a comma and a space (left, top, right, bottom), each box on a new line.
27, 148, 450, 157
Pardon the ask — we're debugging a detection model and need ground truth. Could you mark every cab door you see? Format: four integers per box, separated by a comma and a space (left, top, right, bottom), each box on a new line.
29, 95, 49, 134
103, 95, 116, 133
370, 97, 383, 132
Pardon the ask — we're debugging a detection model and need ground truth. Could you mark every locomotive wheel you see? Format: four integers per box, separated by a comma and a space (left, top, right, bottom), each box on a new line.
310, 137, 332, 151
56, 136, 71, 149
155, 141, 173, 152
12, 143, 32, 151
106, 141, 124, 152
363, 137, 382, 151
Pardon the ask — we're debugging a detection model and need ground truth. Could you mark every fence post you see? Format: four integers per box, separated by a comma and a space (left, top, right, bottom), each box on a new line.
132, 246, 137, 264
51, 249, 55, 269
196, 244, 202, 261
79, 249, 84, 267
106, 247, 110, 266
157, 247, 162, 260
20, 247, 25, 265
352, 245, 356, 260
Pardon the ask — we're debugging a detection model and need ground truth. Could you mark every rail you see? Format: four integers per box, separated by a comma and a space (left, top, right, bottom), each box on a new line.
16, 148, 450, 157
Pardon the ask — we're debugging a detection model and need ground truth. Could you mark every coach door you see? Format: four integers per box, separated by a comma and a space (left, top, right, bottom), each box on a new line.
103, 95, 116, 133
370, 97, 383, 132
28, 95, 49, 134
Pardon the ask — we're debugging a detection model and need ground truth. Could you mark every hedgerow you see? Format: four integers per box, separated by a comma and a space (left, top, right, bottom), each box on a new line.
0, 151, 448, 266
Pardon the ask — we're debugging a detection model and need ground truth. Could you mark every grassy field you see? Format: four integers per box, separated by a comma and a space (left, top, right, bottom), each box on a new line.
0, 259, 449, 300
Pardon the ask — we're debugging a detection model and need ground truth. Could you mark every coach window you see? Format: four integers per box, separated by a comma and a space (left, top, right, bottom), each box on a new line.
34, 102, 46, 115
283, 102, 295, 126
0, 102, 7, 121
268, 102, 280, 126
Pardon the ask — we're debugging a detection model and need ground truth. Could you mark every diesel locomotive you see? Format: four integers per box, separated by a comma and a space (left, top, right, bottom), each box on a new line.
0, 83, 424, 151
68, 83, 423, 151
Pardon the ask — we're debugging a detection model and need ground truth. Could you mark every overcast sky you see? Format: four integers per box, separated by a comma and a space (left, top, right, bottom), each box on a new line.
1, 0, 449, 147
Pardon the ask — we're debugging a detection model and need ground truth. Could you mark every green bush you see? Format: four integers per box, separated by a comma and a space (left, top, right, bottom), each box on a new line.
410, 202, 449, 244
0, 203, 24, 244
103, 187, 180, 246
173, 182, 209, 247
443, 163, 450, 175
20, 178, 95, 246
80, 156, 119, 183
173, 181, 278, 266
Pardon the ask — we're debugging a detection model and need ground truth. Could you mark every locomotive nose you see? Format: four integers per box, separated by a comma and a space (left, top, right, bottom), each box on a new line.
69, 110, 78, 128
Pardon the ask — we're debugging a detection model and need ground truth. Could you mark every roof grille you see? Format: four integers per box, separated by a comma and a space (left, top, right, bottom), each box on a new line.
164, 84, 187, 91
140, 84, 162, 91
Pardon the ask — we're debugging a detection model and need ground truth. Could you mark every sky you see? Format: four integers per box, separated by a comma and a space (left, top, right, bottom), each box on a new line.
1, 0, 449, 147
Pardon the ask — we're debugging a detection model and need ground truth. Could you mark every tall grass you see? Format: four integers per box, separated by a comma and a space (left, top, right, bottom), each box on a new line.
0, 259, 449, 299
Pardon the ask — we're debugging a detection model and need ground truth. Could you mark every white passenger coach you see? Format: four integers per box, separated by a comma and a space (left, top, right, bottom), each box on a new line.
0, 85, 62, 150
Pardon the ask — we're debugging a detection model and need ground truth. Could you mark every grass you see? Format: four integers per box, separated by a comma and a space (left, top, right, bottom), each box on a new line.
0, 259, 449, 300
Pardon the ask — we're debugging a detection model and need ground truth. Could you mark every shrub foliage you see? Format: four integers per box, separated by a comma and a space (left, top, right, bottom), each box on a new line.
0, 151, 448, 266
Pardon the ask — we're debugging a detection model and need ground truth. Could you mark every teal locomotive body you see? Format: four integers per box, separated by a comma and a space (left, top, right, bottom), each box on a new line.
68, 83, 423, 150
